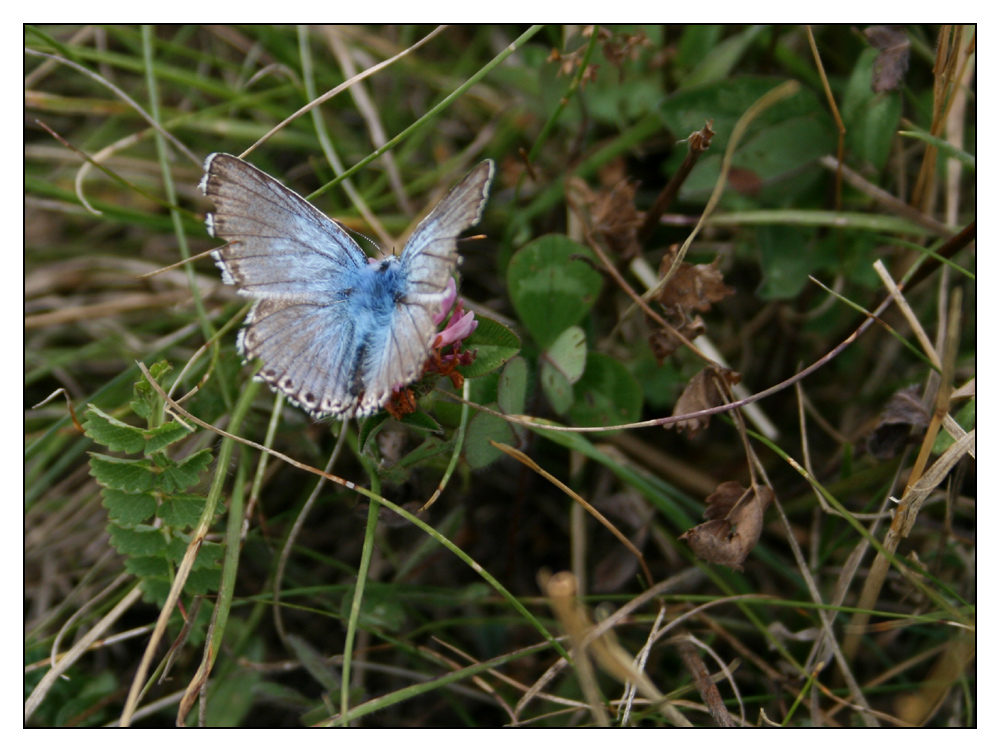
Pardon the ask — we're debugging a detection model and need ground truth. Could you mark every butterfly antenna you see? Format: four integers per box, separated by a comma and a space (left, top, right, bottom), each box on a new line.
335, 219, 384, 258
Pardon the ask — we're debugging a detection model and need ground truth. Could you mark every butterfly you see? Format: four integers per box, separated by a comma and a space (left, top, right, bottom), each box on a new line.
200, 154, 494, 418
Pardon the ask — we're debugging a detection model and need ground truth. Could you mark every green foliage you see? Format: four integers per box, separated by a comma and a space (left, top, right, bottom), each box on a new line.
507, 235, 603, 348
457, 314, 522, 379
83, 364, 221, 606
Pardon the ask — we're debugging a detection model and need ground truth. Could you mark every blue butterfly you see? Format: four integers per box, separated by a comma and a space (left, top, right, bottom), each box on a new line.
200, 154, 494, 418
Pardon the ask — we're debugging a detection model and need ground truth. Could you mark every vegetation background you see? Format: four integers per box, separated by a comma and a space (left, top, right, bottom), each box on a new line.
25, 24, 975, 727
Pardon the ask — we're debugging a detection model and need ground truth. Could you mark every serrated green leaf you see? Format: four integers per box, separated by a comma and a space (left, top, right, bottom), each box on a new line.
132, 361, 172, 420
458, 314, 521, 379
101, 488, 157, 525
185, 567, 222, 594
106, 523, 167, 556
165, 537, 224, 570
464, 408, 516, 470
143, 421, 192, 454
507, 235, 603, 349
123, 555, 170, 578
158, 493, 211, 528
139, 577, 171, 605
155, 448, 212, 492
400, 410, 442, 434
569, 353, 643, 433
89, 454, 156, 492
498, 357, 528, 415
83, 405, 145, 454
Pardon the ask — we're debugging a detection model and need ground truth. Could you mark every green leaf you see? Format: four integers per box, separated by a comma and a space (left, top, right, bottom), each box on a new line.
155, 448, 212, 493
132, 360, 173, 420
464, 408, 516, 470
400, 410, 442, 434
101, 488, 157, 525
396, 435, 455, 469
143, 421, 192, 454
458, 314, 521, 379
186, 567, 222, 594
683, 25, 767, 89
165, 536, 224, 570
842, 48, 903, 171
359, 412, 390, 454
83, 405, 145, 454
158, 493, 211, 528
899, 129, 975, 170
498, 356, 528, 416
123, 555, 170, 578
569, 353, 643, 433
541, 326, 587, 414
933, 398, 975, 454
89, 454, 156, 492
106, 523, 167, 557
506, 234, 603, 349
755, 224, 817, 299
138, 577, 172, 605
660, 76, 824, 152
676, 25, 724, 72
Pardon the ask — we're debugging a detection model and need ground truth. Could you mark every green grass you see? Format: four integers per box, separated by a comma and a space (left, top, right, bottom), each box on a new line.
25, 24, 975, 728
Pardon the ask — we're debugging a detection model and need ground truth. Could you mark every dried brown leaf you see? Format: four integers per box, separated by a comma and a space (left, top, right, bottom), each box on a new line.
671, 366, 741, 434
864, 25, 910, 92
867, 384, 929, 459
680, 482, 774, 570
654, 254, 734, 312
573, 177, 643, 259
647, 315, 705, 363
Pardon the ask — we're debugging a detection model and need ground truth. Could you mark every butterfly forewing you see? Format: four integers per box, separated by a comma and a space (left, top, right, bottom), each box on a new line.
400, 160, 495, 299
201, 153, 366, 299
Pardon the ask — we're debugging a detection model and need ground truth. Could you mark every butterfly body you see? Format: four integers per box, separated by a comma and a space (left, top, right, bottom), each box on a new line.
200, 154, 494, 418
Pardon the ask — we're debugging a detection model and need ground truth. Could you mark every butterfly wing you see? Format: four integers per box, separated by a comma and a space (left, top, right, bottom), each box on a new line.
200, 153, 366, 299
201, 153, 371, 416
399, 160, 495, 298
358, 160, 495, 412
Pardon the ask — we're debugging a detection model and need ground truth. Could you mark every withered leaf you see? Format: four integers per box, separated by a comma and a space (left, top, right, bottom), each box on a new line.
647, 314, 705, 363
863, 25, 910, 93
654, 254, 734, 312
671, 365, 741, 434
703, 479, 748, 520
680, 481, 774, 570
867, 384, 929, 459
572, 175, 643, 260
